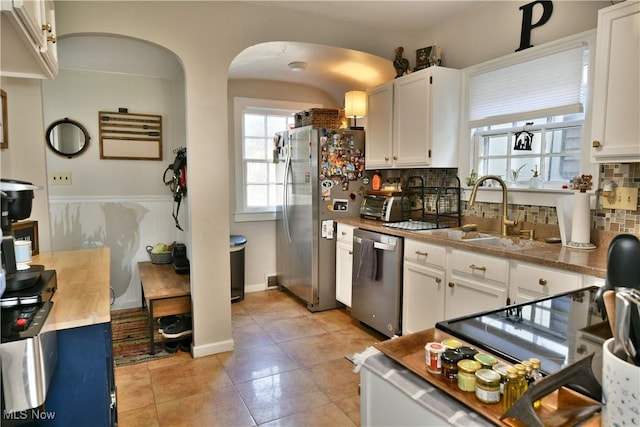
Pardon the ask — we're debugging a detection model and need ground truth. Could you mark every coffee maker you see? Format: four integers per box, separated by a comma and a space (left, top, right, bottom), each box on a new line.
1, 179, 44, 293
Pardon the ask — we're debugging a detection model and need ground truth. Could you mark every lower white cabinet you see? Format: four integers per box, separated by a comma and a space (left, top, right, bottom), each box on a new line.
335, 223, 355, 307
402, 256, 445, 334
510, 262, 582, 304
445, 249, 509, 319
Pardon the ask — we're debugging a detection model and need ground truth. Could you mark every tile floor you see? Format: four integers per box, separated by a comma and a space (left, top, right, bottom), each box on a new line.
115, 289, 387, 427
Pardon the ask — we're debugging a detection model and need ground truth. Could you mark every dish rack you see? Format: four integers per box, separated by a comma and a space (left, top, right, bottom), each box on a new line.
401, 176, 461, 228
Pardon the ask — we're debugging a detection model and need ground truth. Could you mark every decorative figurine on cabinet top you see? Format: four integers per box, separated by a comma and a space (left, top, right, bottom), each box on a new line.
393, 47, 411, 78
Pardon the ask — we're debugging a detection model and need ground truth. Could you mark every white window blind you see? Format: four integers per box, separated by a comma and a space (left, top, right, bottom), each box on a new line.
469, 45, 586, 127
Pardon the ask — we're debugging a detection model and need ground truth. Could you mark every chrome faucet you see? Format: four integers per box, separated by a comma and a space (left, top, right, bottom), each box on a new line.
468, 175, 518, 237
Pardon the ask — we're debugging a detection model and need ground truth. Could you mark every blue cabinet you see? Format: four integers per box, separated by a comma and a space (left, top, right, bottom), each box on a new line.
44, 323, 116, 426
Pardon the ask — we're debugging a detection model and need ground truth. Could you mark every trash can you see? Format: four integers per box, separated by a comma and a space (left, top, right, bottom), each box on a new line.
230, 235, 247, 302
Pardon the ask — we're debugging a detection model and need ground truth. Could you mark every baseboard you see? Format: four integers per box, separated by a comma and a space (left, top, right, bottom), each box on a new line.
111, 299, 142, 311
192, 338, 234, 358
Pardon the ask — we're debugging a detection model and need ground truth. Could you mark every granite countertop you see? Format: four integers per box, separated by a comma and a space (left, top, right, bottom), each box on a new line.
32, 247, 111, 330
337, 218, 607, 279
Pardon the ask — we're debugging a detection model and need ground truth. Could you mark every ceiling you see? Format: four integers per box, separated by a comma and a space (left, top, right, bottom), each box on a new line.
58, 2, 484, 103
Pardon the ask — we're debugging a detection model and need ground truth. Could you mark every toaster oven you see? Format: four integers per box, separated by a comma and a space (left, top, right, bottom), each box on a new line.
360, 195, 410, 222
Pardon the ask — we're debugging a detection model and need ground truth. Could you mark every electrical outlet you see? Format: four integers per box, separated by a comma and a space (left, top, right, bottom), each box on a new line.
603, 187, 638, 210
49, 172, 72, 185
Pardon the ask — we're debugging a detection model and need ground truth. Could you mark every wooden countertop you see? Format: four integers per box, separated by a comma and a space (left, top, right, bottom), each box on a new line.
338, 218, 608, 279
32, 248, 111, 331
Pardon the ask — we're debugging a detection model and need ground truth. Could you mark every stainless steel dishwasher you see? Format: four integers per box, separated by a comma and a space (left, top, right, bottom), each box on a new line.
351, 228, 403, 337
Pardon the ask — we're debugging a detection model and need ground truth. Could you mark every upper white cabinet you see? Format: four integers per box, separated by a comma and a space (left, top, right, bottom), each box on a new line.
1, 0, 58, 79
365, 67, 462, 169
590, 1, 640, 163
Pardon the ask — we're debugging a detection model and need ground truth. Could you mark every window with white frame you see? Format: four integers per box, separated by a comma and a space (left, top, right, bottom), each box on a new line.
466, 32, 595, 188
234, 97, 320, 220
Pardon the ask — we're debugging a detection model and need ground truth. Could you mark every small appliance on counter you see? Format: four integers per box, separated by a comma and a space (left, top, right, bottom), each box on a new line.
1, 179, 58, 421
359, 194, 409, 223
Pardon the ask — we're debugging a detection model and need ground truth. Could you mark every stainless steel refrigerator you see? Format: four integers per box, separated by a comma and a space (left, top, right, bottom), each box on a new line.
276, 126, 367, 311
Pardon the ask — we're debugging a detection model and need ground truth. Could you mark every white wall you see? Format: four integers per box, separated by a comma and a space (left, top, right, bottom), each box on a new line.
415, 1, 608, 70
41, 68, 187, 308
0, 76, 52, 253
43, 69, 181, 197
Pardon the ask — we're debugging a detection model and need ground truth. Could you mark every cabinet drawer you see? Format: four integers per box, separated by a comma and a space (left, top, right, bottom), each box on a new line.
514, 263, 582, 295
337, 223, 356, 243
450, 249, 508, 284
404, 239, 446, 270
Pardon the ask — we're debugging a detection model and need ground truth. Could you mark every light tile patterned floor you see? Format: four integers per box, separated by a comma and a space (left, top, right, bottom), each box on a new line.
115, 289, 386, 427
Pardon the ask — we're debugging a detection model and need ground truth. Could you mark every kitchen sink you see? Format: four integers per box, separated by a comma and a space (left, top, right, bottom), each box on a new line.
417, 229, 543, 251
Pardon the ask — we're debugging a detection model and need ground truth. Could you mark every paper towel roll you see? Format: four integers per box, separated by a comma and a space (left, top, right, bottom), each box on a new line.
570, 192, 591, 244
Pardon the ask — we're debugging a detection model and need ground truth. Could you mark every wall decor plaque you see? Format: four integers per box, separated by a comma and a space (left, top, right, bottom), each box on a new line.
99, 111, 162, 160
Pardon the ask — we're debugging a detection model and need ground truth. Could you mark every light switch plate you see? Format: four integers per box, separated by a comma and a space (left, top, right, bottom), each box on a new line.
603, 187, 638, 210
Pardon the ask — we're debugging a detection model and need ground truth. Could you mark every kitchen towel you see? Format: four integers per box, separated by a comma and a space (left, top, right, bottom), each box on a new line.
357, 238, 378, 280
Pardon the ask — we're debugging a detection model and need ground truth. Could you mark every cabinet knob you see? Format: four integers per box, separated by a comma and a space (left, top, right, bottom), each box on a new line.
341, 231, 347, 236
393, 156, 398, 160
469, 264, 487, 272
435, 278, 442, 284
576, 345, 587, 355
415, 250, 428, 257
42, 23, 52, 32
47, 34, 57, 44
448, 282, 455, 288
538, 278, 547, 286
348, 250, 353, 255
384, 156, 389, 161
592, 140, 601, 148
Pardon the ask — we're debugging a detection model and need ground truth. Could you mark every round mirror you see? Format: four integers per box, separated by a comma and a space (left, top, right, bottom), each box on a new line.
45, 118, 90, 158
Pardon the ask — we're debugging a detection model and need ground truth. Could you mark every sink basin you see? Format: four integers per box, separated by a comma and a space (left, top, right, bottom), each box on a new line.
417, 229, 542, 251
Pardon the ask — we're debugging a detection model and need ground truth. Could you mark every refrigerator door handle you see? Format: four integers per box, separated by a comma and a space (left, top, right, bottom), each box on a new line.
354, 236, 396, 251
283, 152, 292, 244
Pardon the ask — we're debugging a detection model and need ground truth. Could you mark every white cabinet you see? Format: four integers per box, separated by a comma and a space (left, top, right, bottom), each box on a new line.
335, 223, 355, 307
590, 1, 640, 163
1, 0, 58, 79
402, 239, 446, 334
365, 67, 461, 169
445, 249, 509, 319
510, 262, 582, 304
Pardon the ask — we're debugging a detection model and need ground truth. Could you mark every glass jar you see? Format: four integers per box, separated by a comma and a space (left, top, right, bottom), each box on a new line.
529, 358, 543, 408
425, 342, 445, 374
514, 364, 529, 395
492, 363, 511, 394
456, 346, 478, 360
475, 369, 501, 404
441, 338, 462, 350
457, 359, 481, 392
441, 350, 463, 382
502, 370, 521, 413
474, 353, 497, 370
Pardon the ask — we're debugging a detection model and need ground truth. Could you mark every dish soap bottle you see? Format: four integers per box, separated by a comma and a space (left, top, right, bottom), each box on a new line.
529, 166, 542, 189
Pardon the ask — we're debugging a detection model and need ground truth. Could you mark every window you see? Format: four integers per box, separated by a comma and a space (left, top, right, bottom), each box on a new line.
463, 31, 596, 191
233, 97, 320, 221
474, 115, 583, 185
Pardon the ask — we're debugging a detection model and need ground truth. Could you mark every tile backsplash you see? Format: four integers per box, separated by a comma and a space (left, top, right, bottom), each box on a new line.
378, 163, 640, 235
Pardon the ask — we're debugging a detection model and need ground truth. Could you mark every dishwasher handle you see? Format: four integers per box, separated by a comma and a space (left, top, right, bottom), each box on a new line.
354, 236, 396, 251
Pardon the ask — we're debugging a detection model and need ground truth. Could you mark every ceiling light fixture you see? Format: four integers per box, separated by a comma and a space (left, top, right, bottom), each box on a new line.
288, 61, 308, 72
